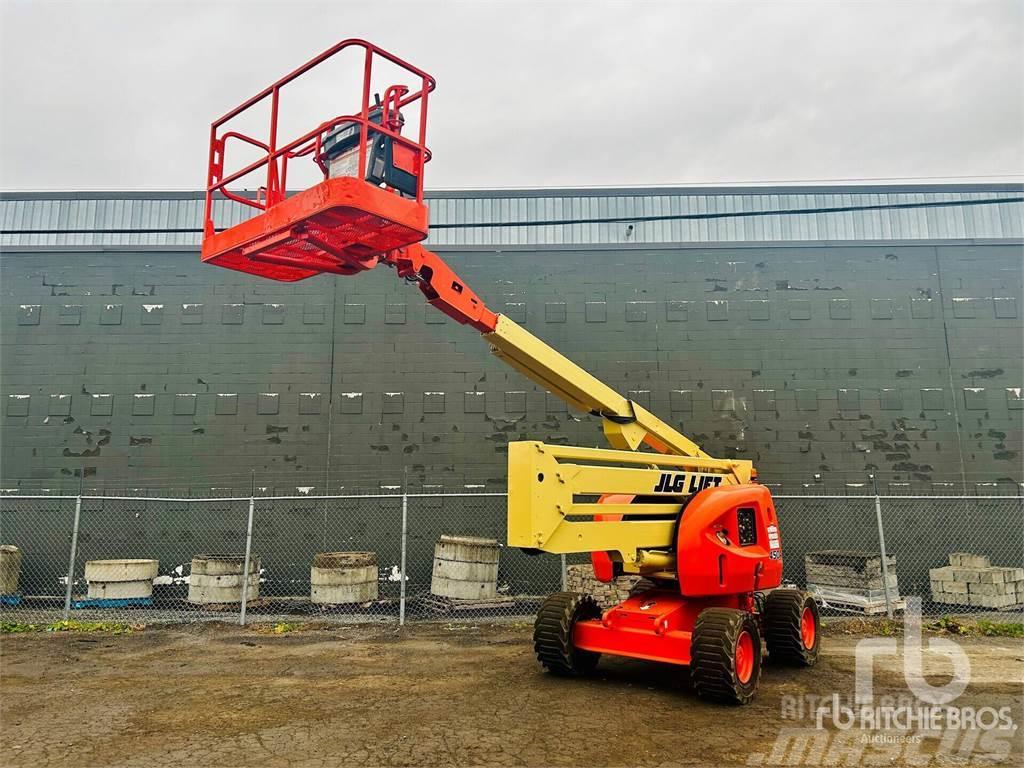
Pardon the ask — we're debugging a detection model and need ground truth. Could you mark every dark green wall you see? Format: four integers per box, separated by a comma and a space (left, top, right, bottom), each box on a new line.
2, 242, 1021, 494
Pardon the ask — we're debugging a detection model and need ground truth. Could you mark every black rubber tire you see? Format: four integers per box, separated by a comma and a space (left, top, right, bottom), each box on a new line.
764, 589, 820, 666
690, 608, 762, 705
533, 591, 602, 677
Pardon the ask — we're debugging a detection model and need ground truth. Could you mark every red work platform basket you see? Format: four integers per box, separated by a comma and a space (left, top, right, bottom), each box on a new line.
200, 40, 435, 282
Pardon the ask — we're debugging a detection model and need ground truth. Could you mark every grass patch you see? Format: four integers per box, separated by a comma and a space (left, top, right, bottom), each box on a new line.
46, 620, 143, 634
251, 621, 304, 635
972, 619, 1024, 638
928, 616, 1024, 638
826, 614, 1024, 639
2, 620, 142, 635
0, 620, 40, 633
824, 616, 902, 636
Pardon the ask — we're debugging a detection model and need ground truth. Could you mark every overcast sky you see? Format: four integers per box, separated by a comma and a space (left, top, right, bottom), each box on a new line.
1, 0, 1021, 191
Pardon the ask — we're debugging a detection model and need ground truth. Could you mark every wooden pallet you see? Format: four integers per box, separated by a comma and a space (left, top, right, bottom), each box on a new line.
419, 593, 517, 615
194, 597, 272, 612
817, 593, 906, 615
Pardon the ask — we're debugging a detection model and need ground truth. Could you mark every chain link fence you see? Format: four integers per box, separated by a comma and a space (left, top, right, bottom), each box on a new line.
1, 492, 1021, 626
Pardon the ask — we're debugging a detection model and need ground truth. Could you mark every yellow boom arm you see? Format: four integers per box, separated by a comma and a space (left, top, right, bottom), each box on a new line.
485, 315, 714, 460
480, 315, 754, 574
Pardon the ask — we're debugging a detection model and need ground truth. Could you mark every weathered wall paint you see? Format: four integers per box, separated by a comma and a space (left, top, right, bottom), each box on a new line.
1, 242, 1021, 494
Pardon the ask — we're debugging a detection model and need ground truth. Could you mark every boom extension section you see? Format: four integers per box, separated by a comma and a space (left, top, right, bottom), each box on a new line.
486, 314, 713, 458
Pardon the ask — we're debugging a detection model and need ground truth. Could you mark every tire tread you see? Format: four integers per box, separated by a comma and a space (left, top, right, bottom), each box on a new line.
533, 591, 601, 677
690, 607, 761, 705
764, 589, 819, 666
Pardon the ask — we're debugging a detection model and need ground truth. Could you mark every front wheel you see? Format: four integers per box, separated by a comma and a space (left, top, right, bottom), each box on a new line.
533, 591, 602, 676
690, 607, 763, 705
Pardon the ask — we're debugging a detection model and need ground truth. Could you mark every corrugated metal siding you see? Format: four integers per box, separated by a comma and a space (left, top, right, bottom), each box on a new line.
1, 186, 1021, 248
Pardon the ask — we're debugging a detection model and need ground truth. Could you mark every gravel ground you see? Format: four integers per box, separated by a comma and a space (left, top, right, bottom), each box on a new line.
1, 621, 1021, 767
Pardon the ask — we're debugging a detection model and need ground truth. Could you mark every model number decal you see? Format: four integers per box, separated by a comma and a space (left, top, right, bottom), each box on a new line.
652, 472, 723, 494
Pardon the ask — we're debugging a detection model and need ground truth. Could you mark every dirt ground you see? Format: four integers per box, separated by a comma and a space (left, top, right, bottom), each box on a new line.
1, 622, 1021, 767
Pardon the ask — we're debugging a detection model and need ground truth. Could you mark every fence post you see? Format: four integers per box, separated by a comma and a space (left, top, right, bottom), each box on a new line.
239, 495, 256, 626
560, 554, 567, 592
62, 494, 83, 619
399, 491, 408, 626
873, 492, 894, 619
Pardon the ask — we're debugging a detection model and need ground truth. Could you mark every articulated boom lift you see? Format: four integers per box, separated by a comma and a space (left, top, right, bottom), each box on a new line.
201, 40, 820, 704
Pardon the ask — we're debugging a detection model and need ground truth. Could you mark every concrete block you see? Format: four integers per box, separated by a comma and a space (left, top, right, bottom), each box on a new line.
951, 568, 982, 583
84, 559, 159, 582
929, 566, 955, 581
804, 566, 897, 591
188, 554, 260, 604
968, 582, 1011, 596
934, 593, 968, 606
566, 563, 643, 608
431, 535, 499, 600
310, 552, 378, 604
975, 593, 1019, 609
805, 551, 896, 576
188, 575, 259, 604
998, 567, 1024, 582
0, 545, 22, 594
976, 568, 1008, 584
962, 554, 992, 568
87, 579, 153, 600
942, 580, 968, 594
949, 553, 990, 568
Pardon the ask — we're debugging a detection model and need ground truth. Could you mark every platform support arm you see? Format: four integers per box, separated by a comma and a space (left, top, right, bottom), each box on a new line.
387, 245, 499, 333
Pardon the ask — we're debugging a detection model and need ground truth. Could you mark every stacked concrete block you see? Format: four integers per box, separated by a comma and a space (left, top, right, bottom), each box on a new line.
566, 564, 643, 609
85, 559, 159, 600
431, 536, 500, 601
188, 554, 260, 605
0, 545, 22, 594
311, 552, 378, 605
805, 551, 901, 614
930, 553, 1024, 610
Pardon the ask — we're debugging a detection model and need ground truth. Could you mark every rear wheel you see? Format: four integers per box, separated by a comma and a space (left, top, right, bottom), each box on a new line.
533, 591, 602, 677
690, 608, 762, 705
764, 589, 820, 666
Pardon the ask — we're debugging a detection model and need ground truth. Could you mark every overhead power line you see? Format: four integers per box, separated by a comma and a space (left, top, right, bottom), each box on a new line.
429, 197, 1024, 230
1, 196, 1020, 236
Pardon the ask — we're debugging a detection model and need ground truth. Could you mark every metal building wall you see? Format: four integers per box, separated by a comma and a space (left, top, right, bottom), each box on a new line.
1, 237, 1021, 495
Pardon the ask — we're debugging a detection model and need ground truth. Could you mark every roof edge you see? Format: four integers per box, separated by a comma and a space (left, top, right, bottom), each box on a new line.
2, 182, 1023, 201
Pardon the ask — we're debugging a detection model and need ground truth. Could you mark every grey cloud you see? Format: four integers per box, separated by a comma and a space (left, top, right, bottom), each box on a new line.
1, 0, 1020, 190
